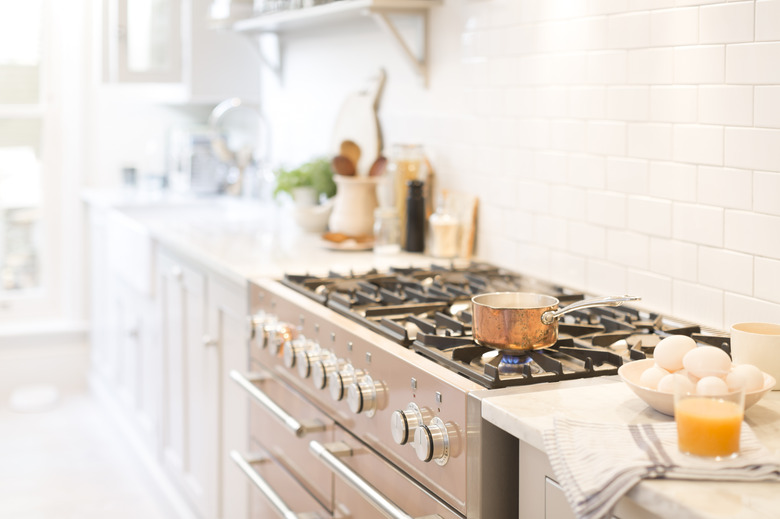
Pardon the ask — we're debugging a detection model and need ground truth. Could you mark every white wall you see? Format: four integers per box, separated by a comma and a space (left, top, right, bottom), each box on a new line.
259, 0, 780, 331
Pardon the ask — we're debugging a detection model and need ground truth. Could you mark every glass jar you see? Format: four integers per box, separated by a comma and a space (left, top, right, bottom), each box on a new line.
373, 207, 401, 255
429, 193, 460, 258
385, 144, 426, 246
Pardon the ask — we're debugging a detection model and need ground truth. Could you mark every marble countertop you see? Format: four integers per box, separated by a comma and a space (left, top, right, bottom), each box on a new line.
82, 188, 443, 285
482, 378, 780, 519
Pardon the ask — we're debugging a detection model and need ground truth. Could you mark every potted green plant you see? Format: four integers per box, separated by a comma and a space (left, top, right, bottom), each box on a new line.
272, 157, 337, 206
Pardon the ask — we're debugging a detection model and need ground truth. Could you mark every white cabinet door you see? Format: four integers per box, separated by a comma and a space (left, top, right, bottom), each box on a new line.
158, 248, 216, 518
208, 275, 249, 519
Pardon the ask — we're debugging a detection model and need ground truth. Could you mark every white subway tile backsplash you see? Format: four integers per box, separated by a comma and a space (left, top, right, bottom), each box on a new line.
673, 124, 724, 166
535, 152, 568, 183
551, 185, 588, 219
699, 1, 754, 44
756, 0, 780, 42
698, 246, 753, 295
515, 242, 552, 280
698, 86, 753, 127
550, 251, 588, 289
673, 281, 724, 330
535, 215, 569, 250
725, 210, 780, 257
608, 12, 652, 49
606, 86, 649, 121
724, 293, 780, 329
754, 171, 780, 216
627, 270, 672, 313
516, 119, 552, 149
535, 86, 568, 118
650, 237, 698, 281
673, 203, 724, 247
755, 257, 780, 304
568, 154, 607, 188
628, 123, 673, 160
590, 0, 632, 16
550, 119, 588, 152
651, 7, 698, 47
587, 120, 627, 155
628, 195, 673, 237
649, 161, 697, 201
724, 127, 780, 172
569, 86, 607, 119
726, 43, 780, 84
586, 259, 628, 295
674, 45, 725, 84
588, 51, 628, 84
568, 220, 606, 257
628, 48, 675, 84
587, 190, 627, 227
517, 180, 551, 213
566, 16, 609, 51
607, 229, 650, 269
754, 86, 780, 128
696, 166, 751, 210
505, 87, 536, 117
607, 157, 649, 194
650, 86, 697, 123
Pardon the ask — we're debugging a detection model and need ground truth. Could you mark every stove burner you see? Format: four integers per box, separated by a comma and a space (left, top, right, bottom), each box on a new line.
495, 352, 542, 376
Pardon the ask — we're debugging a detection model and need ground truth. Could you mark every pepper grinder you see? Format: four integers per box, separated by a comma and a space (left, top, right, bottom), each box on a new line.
404, 180, 425, 252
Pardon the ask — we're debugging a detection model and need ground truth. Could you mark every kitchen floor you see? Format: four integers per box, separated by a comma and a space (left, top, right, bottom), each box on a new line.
0, 392, 183, 519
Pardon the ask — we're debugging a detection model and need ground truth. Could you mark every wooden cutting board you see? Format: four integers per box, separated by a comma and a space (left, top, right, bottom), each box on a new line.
330, 70, 385, 176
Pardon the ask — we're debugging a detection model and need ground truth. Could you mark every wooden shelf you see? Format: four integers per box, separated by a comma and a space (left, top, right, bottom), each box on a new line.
229, 0, 441, 86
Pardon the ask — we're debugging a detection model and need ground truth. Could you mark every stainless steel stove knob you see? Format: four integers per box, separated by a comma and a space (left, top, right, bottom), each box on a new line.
347, 375, 383, 417
311, 355, 340, 390
296, 346, 326, 379
328, 365, 363, 402
267, 323, 296, 355
249, 313, 275, 349
282, 337, 309, 368
390, 403, 429, 445
413, 417, 452, 466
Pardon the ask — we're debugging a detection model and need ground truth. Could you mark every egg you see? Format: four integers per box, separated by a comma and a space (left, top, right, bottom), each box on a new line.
682, 346, 732, 379
676, 368, 700, 384
639, 364, 670, 390
657, 373, 695, 394
696, 376, 730, 396
728, 364, 765, 392
653, 335, 697, 372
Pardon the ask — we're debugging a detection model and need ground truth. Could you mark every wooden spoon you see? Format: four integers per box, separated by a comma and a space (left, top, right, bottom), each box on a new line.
368, 156, 387, 177
340, 140, 361, 172
331, 155, 356, 176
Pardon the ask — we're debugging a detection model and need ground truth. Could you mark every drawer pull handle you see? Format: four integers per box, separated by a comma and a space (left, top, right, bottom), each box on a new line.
230, 451, 324, 519
309, 440, 442, 519
230, 370, 325, 438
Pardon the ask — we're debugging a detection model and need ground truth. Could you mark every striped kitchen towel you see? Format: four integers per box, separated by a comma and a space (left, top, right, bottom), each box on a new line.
543, 417, 780, 519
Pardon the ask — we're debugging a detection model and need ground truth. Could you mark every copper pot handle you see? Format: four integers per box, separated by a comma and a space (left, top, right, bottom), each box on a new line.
540, 295, 641, 325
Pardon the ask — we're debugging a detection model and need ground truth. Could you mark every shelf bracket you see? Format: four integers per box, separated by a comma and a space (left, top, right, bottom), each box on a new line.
370, 9, 429, 87
248, 32, 282, 80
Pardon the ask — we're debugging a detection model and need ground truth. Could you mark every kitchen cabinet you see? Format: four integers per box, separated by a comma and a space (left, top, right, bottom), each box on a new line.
157, 244, 250, 519
88, 206, 159, 454
100, 0, 260, 103
230, 0, 441, 86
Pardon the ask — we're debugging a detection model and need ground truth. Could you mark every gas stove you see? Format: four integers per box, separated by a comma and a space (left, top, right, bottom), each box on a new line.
281, 263, 730, 390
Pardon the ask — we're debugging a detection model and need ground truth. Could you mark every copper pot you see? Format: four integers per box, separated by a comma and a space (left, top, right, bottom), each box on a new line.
471, 293, 641, 353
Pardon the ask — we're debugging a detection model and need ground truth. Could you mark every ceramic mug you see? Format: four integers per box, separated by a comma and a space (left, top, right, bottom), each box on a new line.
730, 322, 780, 391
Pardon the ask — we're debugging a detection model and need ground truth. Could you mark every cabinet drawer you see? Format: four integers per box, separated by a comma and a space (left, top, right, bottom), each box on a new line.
107, 211, 154, 296
247, 363, 334, 511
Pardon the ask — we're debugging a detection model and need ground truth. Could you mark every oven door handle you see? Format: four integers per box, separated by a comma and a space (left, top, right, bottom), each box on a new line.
230, 370, 326, 438
230, 450, 324, 519
309, 440, 443, 519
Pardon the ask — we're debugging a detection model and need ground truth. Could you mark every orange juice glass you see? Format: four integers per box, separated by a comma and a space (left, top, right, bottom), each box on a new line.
674, 385, 745, 459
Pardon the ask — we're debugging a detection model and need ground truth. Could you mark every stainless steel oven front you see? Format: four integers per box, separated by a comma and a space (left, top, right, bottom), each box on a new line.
230, 279, 481, 519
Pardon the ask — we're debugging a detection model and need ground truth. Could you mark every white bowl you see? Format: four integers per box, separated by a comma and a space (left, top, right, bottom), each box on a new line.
292, 202, 333, 233
618, 358, 776, 416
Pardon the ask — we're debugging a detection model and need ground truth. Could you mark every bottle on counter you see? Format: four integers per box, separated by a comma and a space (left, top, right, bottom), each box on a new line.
386, 144, 427, 246
429, 192, 460, 258
404, 180, 426, 253
373, 207, 401, 255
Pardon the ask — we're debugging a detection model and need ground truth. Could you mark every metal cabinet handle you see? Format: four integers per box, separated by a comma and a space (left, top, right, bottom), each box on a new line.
309, 440, 442, 519
202, 334, 218, 348
229, 370, 325, 438
230, 451, 323, 519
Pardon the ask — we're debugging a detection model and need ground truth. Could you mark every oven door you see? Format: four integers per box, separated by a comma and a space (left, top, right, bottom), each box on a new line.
231, 363, 335, 513
312, 425, 462, 519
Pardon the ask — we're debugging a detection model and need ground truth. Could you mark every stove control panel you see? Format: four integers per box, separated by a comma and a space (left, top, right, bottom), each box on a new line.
311, 353, 342, 390
412, 417, 457, 466
390, 403, 432, 445
251, 313, 296, 354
